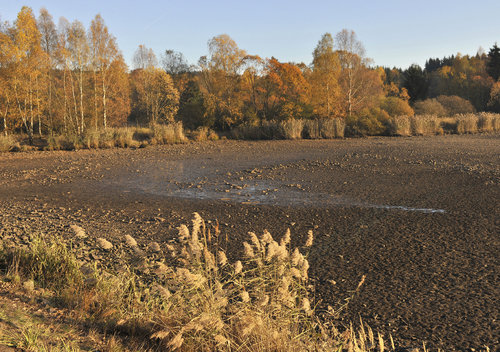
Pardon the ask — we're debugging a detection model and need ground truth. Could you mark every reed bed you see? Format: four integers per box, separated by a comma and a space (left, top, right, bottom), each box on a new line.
0, 214, 424, 351
389, 113, 500, 136
232, 118, 345, 140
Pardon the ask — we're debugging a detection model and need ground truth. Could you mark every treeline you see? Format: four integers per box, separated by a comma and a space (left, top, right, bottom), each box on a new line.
1, 6, 500, 141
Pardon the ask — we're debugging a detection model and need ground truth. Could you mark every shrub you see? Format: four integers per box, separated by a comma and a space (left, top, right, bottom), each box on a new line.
231, 121, 283, 140
302, 119, 345, 139
413, 99, 447, 116
46, 134, 84, 151
345, 108, 390, 136
436, 95, 475, 115
133, 127, 154, 141
380, 97, 414, 117
112, 128, 138, 148
319, 118, 345, 138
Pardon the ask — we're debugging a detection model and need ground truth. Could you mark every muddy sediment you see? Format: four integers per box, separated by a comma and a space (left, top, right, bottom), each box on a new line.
0, 135, 498, 351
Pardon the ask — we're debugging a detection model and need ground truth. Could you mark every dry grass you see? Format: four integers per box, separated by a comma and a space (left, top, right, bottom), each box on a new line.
388, 113, 500, 137
233, 118, 344, 140
280, 119, 304, 139
410, 115, 444, 136
151, 122, 186, 145
477, 112, 500, 133
388, 116, 412, 136
455, 114, 479, 134
0, 134, 20, 152
190, 126, 219, 142
303, 119, 345, 139
44, 123, 186, 151
0, 216, 493, 351
0, 215, 405, 352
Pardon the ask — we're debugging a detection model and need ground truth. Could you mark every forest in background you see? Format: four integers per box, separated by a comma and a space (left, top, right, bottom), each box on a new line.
1, 6, 500, 143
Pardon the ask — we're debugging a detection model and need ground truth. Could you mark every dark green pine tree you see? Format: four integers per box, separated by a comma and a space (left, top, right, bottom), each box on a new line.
177, 80, 209, 130
403, 64, 428, 102
487, 43, 500, 81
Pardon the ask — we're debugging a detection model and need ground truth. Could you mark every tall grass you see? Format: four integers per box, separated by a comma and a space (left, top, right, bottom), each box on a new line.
410, 115, 444, 136
389, 113, 500, 136
455, 114, 479, 134
388, 116, 411, 136
45, 123, 186, 151
0, 134, 20, 152
151, 122, 186, 145
0, 215, 493, 351
232, 118, 345, 140
189, 126, 219, 142
0, 215, 394, 351
477, 112, 500, 133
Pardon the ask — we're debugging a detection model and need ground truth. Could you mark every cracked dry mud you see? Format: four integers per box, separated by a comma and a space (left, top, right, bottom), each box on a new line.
0, 134, 498, 351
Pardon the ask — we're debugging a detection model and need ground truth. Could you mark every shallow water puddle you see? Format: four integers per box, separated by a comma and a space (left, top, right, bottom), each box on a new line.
121, 175, 446, 214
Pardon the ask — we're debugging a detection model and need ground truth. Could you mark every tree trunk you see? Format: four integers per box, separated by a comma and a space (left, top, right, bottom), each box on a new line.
102, 70, 107, 129
79, 67, 85, 133
36, 76, 42, 136
48, 70, 53, 135
70, 71, 79, 134
93, 68, 98, 129
63, 69, 68, 133
29, 76, 34, 139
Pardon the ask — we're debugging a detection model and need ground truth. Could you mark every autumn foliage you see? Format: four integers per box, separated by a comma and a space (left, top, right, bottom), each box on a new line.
1, 6, 499, 143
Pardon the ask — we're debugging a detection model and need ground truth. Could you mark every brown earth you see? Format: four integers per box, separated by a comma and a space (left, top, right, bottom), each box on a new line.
0, 135, 498, 351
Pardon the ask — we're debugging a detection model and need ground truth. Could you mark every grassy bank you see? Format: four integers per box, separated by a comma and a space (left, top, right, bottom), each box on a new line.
1, 113, 499, 153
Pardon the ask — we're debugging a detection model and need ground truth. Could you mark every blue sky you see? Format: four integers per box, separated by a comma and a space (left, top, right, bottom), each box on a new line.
2, 1, 499, 69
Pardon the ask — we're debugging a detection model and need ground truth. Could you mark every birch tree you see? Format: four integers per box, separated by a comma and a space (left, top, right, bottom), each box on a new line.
335, 29, 382, 116
89, 14, 118, 129
310, 33, 341, 118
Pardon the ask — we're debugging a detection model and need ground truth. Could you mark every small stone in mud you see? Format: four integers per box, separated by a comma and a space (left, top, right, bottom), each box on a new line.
154, 262, 169, 276
133, 246, 145, 257
97, 237, 113, 250
148, 241, 161, 253
23, 279, 35, 292
70, 224, 87, 239
124, 234, 137, 247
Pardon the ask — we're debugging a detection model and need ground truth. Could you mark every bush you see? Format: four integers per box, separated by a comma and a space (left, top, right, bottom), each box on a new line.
319, 118, 345, 138
112, 128, 139, 148
436, 95, 475, 115
46, 134, 84, 151
231, 121, 284, 140
413, 99, 447, 117
345, 108, 390, 136
302, 120, 321, 139
380, 97, 414, 117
